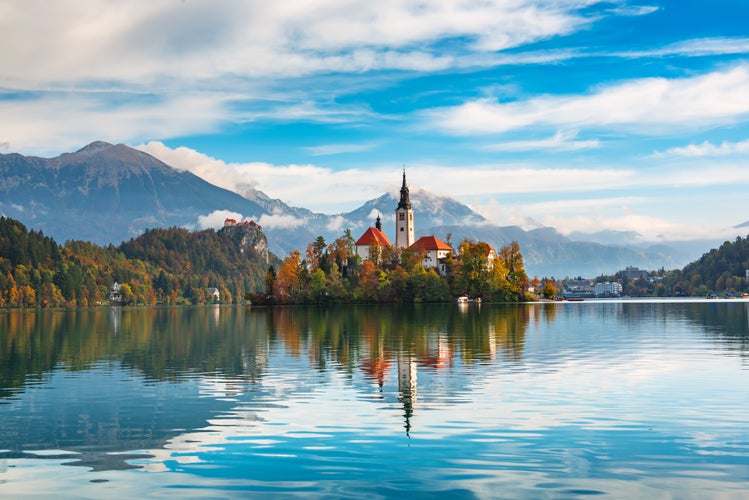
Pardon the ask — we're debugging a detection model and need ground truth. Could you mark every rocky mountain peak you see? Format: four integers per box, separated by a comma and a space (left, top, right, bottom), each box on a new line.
75, 141, 115, 155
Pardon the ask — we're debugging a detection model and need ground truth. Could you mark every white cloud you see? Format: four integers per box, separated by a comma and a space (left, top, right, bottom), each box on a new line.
539, 212, 734, 242
408, 165, 634, 197
468, 195, 738, 242
135, 137, 749, 245
197, 210, 245, 230
257, 212, 306, 229
484, 130, 600, 151
0, 1, 599, 88
0, 93, 230, 156
655, 138, 749, 157
142, 141, 749, 236
519, 196, 648, 214
326, 216, 347, 232
617, 37, 749, 58
428, 65, 749, 135
0, 0, 619, 154
137, 141, 390, 213
607, 5, 659, 17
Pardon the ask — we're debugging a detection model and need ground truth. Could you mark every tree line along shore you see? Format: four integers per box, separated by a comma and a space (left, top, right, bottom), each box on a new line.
2, 216, 748, 308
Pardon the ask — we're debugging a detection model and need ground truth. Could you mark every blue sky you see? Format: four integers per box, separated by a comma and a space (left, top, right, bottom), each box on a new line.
2, 0, 749, 241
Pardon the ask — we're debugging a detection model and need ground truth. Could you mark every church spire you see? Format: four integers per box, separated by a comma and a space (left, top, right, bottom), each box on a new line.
395, 168, 415, 249
375, 214, 382, 231
397, 168, 411, 210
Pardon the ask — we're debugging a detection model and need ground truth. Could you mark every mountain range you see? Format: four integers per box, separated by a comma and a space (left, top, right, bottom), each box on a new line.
0, 141, 731, 278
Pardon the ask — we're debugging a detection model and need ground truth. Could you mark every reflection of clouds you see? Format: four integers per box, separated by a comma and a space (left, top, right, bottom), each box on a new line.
153, 302, 749, 458
465, 346, 748, 435
4, 454, 741, 500
4, 303, 749, 497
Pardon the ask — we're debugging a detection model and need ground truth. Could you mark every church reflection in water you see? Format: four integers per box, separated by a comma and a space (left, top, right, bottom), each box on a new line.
0, 303, 535, 468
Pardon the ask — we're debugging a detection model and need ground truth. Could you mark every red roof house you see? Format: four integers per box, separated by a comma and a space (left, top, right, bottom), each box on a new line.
410, 235, 452, 272
355, 216, 393, 262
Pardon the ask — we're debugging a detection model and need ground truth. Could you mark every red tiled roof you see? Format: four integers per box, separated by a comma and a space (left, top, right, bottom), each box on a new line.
356, 227, 392, 247
410, 235, 452, 251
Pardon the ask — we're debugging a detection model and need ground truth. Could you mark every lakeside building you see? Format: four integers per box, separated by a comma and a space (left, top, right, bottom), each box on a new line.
595, 281, 623, 297
621, 266, 650, 280
356, 171, 453, 272
207, 287, 221, 303
354, 215, 392, 261
108, 282, 122, 302
411, 236, 452, 275
563, 279, 596, 298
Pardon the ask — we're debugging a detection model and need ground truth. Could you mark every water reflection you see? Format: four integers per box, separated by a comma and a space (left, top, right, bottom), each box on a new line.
0, 301, 747, 483
0, 305, 532, 468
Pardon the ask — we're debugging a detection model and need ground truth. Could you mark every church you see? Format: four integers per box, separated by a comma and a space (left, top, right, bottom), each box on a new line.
354, 171, 452, 273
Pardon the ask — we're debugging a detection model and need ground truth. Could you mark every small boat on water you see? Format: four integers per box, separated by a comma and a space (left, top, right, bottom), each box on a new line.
457, 296, 482, 304
707, 293, 719, 299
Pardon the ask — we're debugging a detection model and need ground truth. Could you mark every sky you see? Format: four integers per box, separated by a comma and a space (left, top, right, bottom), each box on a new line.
2, 0, 749, 243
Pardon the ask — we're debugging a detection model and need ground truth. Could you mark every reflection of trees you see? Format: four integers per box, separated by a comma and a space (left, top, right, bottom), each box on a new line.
0, 306, 272, 471
117, 306, 271, 382
6, 302, 742, 403
594, 302, 748, 360
0, 304, 534, 401
0, 307, 273, 398
2, 302, 747, 472
271, 303, 533, 437
0, 304, 533, 466
0, 309, 114, 398
269, 304, 532, 375
684, 302, 749, 357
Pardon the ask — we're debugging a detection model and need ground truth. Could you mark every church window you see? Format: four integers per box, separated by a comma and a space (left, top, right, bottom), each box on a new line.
400, 227, 404, 231
399, 213, 405, 221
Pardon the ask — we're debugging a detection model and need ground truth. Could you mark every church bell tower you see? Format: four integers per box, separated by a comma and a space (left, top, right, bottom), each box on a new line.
395, 169, 415, 249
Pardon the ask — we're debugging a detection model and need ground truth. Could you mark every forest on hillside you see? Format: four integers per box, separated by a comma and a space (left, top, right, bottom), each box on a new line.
661, 236, 749, 296
3, 214, 748, 307
0, 216, 533, 307
590, 235, 749, 297
0, 217, 273, 307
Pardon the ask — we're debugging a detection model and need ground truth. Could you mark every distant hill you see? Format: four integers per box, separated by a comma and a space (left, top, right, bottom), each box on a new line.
0, 216, 275, 307
661, 235, 749, 295
0, 141, 721, 278
423, 224, 686, 278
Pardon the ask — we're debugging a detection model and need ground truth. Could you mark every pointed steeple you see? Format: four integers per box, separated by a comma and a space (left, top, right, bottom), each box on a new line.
394, 168, 415, 249
375, 214, 382, 231
397, 168, 411, 210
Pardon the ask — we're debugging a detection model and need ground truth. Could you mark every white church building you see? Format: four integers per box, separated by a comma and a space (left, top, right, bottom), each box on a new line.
355, 171, 452, 272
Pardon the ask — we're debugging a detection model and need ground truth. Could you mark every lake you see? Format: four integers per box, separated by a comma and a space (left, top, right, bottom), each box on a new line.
1, 300, 748, 499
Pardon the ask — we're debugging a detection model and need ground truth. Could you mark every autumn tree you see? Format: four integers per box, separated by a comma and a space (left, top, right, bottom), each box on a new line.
274, 251, 303, 304
358, 259, 379, 302
400, 245, 427, 272
498, 241, 529, 301
541, 279, 557, 300
452, 240, 491, 298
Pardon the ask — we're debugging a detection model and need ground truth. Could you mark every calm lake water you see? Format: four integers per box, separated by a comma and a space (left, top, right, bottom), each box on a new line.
1, 300, 748, 499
